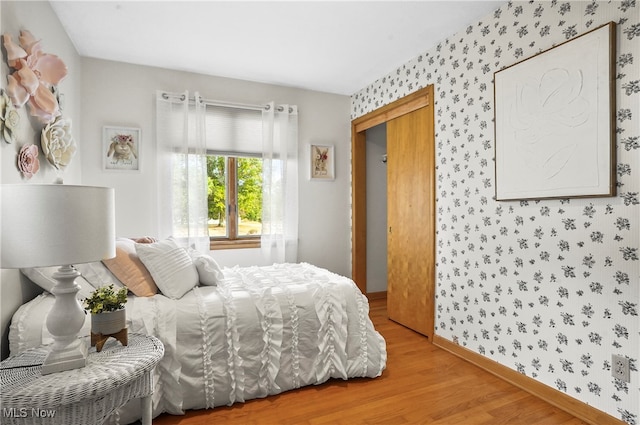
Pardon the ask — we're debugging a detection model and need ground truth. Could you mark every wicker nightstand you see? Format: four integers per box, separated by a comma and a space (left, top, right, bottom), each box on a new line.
1, 333, 164, 425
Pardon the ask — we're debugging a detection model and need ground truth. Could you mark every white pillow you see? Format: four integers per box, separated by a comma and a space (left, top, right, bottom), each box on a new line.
21, 266, 95, 300
187, 248, 224, 286
75, 261, 125, 290
135, 238, 199, 299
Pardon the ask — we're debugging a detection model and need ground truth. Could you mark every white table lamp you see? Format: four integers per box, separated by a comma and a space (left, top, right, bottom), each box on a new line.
1, 184, 115, 374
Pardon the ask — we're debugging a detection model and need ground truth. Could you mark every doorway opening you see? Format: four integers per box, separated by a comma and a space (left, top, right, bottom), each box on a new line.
365, 123, 388, 296
351, 85, 435, 338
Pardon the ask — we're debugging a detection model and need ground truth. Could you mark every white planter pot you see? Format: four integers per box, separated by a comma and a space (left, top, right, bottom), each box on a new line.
91, 309, 126, 335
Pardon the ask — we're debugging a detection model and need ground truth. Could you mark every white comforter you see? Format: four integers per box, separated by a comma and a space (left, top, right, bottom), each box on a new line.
10, 263, 387, 423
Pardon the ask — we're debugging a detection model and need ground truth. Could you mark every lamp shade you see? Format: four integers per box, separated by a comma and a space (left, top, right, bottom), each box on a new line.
1, 184, 116, 269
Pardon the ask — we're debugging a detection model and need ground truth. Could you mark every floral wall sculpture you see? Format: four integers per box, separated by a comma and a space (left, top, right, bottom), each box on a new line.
0, 89, 19, 144
3, 30, 66, 123
17, 144, 40, 179
41, 116, 76, 170
2, 29, 76, 178
352, 1, 638, 423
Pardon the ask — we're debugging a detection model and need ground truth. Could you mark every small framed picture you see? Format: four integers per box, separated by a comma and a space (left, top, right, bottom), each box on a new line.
103, 126, 141, 171
310, 144, 335, 181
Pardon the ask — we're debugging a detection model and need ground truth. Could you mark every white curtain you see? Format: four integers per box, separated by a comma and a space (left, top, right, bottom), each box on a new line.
156, 90, 210, 253
261, 102, 299, 264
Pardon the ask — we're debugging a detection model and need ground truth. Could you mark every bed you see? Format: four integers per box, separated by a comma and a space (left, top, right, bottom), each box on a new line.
8, 238, 387, 424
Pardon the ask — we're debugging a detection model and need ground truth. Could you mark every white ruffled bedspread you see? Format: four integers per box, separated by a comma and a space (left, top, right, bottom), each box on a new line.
10, 263, 387, 423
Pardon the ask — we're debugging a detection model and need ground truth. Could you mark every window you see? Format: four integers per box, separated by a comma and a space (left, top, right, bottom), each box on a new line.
203, 104, 263, 249
207, 155, 263, 249
157, 91, 297, 256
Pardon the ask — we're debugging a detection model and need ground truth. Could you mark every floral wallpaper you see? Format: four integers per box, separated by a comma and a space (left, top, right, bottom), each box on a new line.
351, 1, 639, 423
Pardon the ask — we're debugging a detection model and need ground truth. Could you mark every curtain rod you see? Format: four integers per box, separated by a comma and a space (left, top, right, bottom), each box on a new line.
160, 92, 292, 112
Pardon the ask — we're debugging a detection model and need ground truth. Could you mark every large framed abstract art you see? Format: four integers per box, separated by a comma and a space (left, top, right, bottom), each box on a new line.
494, 22, 616, 201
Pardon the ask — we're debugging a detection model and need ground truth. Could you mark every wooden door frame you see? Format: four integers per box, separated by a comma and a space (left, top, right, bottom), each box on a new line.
351, 85, 434, 307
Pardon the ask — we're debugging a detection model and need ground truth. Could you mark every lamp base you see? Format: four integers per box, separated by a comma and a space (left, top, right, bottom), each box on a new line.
42, 338, 88, 375
42, 265, 89, 375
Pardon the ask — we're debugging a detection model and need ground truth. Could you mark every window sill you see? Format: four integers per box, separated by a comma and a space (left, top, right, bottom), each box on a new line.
210, 239, 261, 250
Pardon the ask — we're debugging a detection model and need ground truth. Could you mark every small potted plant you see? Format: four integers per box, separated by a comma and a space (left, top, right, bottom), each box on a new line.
84, 284, 128, 336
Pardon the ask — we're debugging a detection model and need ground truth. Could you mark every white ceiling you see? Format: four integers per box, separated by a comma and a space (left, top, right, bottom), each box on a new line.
50, 0, 505, 95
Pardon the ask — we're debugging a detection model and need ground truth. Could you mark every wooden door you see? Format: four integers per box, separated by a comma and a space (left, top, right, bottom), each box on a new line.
386, 103, 435, 338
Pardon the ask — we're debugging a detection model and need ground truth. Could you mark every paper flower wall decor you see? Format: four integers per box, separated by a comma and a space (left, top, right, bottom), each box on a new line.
41, 116, 76, 169
0, 89, 20, 143
3, 30, 68, 124
17, 144, 40, 179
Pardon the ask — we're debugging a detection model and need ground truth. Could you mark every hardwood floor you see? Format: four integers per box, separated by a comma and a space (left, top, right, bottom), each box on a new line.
154, 298, 587, 425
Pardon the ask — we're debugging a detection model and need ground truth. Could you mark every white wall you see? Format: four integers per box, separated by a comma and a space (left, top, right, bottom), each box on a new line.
79, 58, 352, 275
365, 124, 387, 293
0, 0, 84, 359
